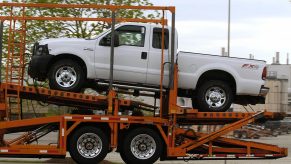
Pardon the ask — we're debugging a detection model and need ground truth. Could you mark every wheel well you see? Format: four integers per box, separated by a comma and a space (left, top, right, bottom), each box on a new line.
197, 70, 236, 93
48, 54, 87, 78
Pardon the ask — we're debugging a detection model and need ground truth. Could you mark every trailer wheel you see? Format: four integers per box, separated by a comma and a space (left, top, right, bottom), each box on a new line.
48, 59, 85, 92
120, 128, 162, 164
69, 126, 108, 164
195, 80, 233, 112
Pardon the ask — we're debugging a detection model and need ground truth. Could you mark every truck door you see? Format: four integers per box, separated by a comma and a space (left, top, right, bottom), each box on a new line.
146, 27, 170, 86
95, 25, 149, 83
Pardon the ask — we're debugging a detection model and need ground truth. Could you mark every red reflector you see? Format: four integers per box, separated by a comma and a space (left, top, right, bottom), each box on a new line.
262, 67, 267, 80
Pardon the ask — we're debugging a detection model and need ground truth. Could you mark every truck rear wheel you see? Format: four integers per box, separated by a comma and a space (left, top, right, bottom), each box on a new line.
120, 128, 162, 164
195, 80, 233, 112
48, 59, 85, 92
69, 126, 108, 164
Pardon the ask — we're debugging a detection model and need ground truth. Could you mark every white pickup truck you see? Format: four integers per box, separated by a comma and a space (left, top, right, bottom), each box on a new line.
28, 22, 269, 112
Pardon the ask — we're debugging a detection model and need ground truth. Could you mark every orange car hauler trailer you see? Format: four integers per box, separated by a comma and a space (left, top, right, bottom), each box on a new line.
0, 2, 288, 164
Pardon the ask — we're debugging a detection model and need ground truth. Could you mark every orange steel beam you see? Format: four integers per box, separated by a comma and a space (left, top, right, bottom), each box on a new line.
169, 65, 180, 114
173, 128, 287, 157
0, 145, 64, 156
159, 10, 165, 117
61, 115, 168, 125
0, 3, 175, 12
177, 111, 284, 122
0, 115, 168, 130
214, 136, 285, 154
211, 148, 270, 154
156, 124, 169, 146
0, 103, 5, 111
0, 16, 167, 24
0, 83, 108, 103
0, 116, 61, 130
65, 121, 81, 137
193, 132, 286, 154
179, 112, 264, 150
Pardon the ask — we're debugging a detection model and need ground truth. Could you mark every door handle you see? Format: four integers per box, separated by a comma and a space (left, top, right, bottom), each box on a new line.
84, 47, 94, 51
141, 52, 147, 59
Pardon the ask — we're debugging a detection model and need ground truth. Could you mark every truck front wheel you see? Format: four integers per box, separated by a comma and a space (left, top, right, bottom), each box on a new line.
48, 59, 85, 92
195, 80, 233, 112
120, 128, 162, 164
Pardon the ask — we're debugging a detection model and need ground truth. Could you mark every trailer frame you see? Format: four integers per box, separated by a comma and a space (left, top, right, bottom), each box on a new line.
0, 2, 288, 163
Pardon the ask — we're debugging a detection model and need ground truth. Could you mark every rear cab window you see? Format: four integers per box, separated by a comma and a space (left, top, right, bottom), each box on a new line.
152, 27, 169, 49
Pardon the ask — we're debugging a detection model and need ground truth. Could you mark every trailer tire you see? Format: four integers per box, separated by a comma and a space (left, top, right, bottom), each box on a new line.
120, 128, 162, 164
69, 126, 108, 164
196, 80, 233, 112
48, 59, 85, 92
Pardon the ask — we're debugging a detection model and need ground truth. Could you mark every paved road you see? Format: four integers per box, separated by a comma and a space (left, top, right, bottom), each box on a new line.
0, 133, 290, 164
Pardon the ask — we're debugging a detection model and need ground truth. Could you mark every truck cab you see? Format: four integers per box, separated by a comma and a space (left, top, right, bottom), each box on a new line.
94, 23, 177, 86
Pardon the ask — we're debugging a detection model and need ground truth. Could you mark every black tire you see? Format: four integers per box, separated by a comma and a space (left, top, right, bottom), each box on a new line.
195, 80, 233, 112
48, 59, 85, 92
120, 128, 162, 164
69, 126, 108, 164
191, 97, 199, 109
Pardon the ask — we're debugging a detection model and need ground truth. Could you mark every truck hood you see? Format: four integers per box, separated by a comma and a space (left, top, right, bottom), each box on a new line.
39, 38, 87, 45
37, 38, 96, 56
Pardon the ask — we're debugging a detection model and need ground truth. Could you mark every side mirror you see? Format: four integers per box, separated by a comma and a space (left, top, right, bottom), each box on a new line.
100, 32, 119, 47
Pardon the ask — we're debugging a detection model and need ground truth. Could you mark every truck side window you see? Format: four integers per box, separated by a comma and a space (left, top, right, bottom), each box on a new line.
100, 25, 145, 47
152, 28, 169, 49
117, 25, 145, 47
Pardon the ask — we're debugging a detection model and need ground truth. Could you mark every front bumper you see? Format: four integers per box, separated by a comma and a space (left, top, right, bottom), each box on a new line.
28, 43, 53, 81
28, 55, 54, 81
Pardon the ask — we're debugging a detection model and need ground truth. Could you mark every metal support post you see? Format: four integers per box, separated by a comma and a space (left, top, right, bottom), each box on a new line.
169, 12, 175, 89
0, 21, 3, 83
108, 10, 116, 114
227, 0, 231, 56
109, 11, 116, 91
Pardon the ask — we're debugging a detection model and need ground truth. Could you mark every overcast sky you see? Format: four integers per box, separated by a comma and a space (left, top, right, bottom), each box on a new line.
152, 0, 291, 64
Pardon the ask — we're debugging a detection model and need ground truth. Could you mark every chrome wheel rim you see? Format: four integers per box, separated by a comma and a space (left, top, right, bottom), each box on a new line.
55, 66, 77, 88
77, 133, 102, 158
205, 86, 226, 109
130, 134, 156, 160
